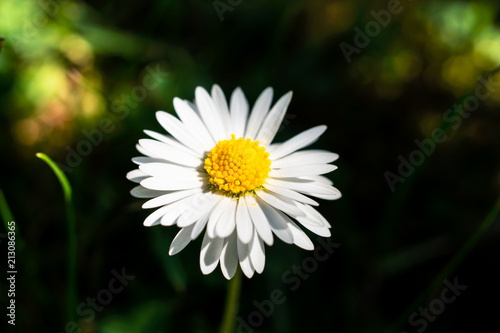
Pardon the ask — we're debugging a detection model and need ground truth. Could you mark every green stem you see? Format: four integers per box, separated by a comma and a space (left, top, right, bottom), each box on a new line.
219, 268, 242, 333
36, 153, 77, 322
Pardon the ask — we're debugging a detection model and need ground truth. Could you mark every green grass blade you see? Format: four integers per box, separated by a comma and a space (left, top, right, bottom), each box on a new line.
0, 188, 15, 230
36, 153, 77, 322
0, 188, 26, 251
387, 197, 500, 332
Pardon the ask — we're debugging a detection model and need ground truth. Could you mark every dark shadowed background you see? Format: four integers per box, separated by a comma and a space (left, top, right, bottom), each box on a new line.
1, 0, 500, 332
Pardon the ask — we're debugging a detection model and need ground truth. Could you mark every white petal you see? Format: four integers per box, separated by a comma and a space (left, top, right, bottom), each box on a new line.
216, 198, 237, 238
271, 150, 339, 169
244, 195, 273, 246
177, 193, 217, 227
306, 189, 342, 200
245, 87, 273, 140
298, 223, 331, 237
269, 164, 337, 178
191, 213, 210, 240
175, 193, 213, 227
177, 213, 201, 228
144, 129, 201, 157
211, 84, 231, 137
291, 202, 327, 228
288, 220, 314, 250
289, 180, 341, 200
139, 162, 198, 178
136, 143, 152, 158
184, 192, 221, 239
229, 87, 249, 138
255, 190, 303, 218
269, 125, 327, 160
255, 91, 292, 146
169, 225, 195, 255
142, 188, 201, 209
236, 198, 253, 244
132, 156, 166, 165
298, 203, 332, 228
295, 215, 325, 228
300, 175, 334, 185
173, 97, 215, 149
191, 194, 221, 239
258, 200, 294, 244
206, 198, 231, 238
130, 185, 168, 198
156, 111, 205, 155
237, 237, 255, 278
200, 233, 224, 275
140, 176, 203, 191
249, 229, 266, 274
264, 183, 319, 206
220, 232, 238, 280
160, 200, 186, 226
126, 169, 148, 183
186, 100, 199, 113
266, 143, 281, 155
297, 205, 330, 232
138, 167, 202, 185
138, 139, 201, 167
195, 86, 226, 141
143, 205, 171, 227
266, 177, 340, 198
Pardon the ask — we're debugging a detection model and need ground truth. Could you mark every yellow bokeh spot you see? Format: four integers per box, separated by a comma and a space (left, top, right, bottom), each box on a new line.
204, 135, 271, 196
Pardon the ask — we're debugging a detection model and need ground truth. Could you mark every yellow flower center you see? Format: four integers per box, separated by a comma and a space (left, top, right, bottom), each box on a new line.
204, 134, 271, 195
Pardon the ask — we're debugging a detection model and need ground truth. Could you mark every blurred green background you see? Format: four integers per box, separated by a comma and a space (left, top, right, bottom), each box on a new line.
1, 0, 500, 332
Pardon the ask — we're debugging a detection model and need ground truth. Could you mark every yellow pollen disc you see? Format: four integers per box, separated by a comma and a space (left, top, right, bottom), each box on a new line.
204, 134, 271, 195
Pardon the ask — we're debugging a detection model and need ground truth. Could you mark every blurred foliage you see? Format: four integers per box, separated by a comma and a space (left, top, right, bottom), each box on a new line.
1, 0, 500, 332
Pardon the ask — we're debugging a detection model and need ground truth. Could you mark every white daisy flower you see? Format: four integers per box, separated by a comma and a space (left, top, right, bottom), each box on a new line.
127, 85, 341, 279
